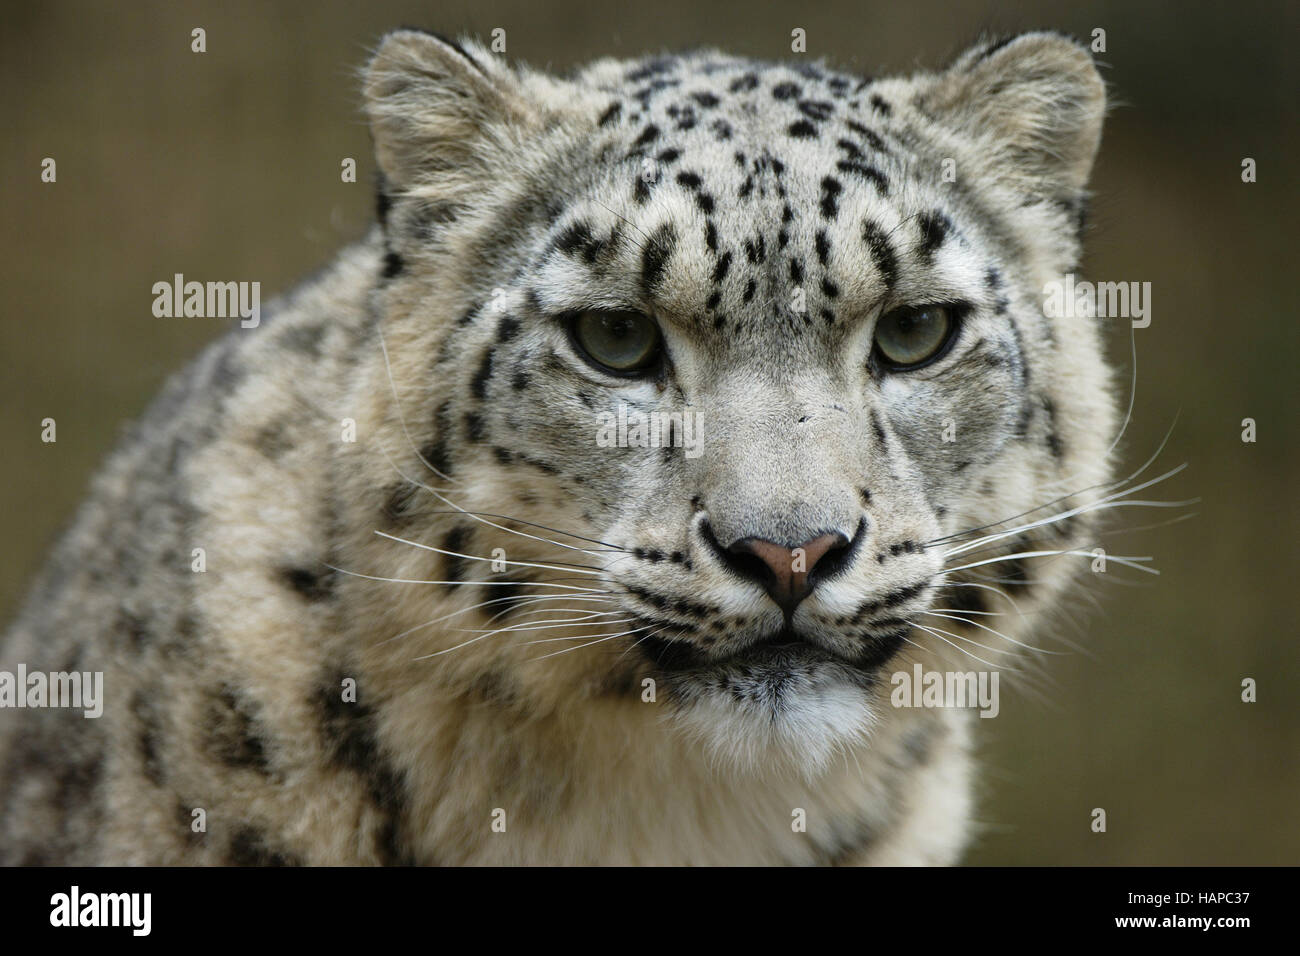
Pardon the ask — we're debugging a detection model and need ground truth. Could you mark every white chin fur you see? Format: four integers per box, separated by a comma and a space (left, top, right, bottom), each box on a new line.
665, 668, 879, 779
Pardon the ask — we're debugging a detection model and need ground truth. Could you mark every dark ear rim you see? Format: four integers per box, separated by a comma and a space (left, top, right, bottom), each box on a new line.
950, 29, 1094, 70
390, 26, 491, 78
921, 31, 1107, 195
363, 29, 525, 191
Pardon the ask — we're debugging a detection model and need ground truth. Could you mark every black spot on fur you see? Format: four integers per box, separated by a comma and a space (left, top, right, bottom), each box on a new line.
788, 119, 818, 138
282, 566, 334, 602
205, 685, 271, 773
870, 409, 888, 446
918, 211, 953, 258
253, 421, 294, 460
711, 250, 733, 284
441, 525, 473, 588
815, 230, 831, 266
798, 99, 834, 122
315, 671, 415, 865
496, 316, 521, 343
382, 481, 420, 523
464, 410, 487, 443
820, 177, 842, 219
626, 57, 676, 83
869, 93, 892, 116
114, 609, 151, 651
640, 223, 677, 300
1040, 396, 1066, 460
633, 123, 660, 149
597, 101, 622, 127
844, 120, 889, 154
836, 159, 888, 193
944, 584, 989, 616
470, 348, 495, 399
132, 691, 165, 787
862, 220, 898, 289
853, 629, 908, 672
635, 633, 704, 671
228, 826, 301, 866
556, 221, 604, 263
382, 251, 404, 278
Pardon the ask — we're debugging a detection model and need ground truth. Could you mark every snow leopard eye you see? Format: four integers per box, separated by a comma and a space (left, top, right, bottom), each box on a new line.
568, 310, 663, 376
873, 304, 959, 370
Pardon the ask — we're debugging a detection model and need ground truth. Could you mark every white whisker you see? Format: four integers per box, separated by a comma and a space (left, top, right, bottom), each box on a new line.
374, 529, 606, 576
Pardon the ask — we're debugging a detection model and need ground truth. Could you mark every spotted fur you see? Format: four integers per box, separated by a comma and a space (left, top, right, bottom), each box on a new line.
0, 30, 1111, 865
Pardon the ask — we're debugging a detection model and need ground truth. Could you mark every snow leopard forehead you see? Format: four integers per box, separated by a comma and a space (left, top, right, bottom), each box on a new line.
559, 50, 944, 349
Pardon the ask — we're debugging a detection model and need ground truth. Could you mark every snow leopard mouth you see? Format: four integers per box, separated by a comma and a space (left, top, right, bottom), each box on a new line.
637, 626, 901, 677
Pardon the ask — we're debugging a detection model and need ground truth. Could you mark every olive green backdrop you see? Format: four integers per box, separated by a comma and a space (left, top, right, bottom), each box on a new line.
3, 0, 1296, 864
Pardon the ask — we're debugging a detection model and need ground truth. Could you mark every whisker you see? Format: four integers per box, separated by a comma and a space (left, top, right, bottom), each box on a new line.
939, 580, 1027, 615
376, 322, 458, 485
374, 530, 606, 576
526, 623, 662, 661
1096, 511, 1199, 537
516, 619, 644, 642
454, 613, 631, 635
423, 510, 627, 551
944, 548, 1157, 577
409, 608, 621, 661
325, 563, 606, 591
372, 443, 624, 557
928, 414, 1183, 548
377, 592, 613, 646
942, 464, 1191, 559
909, 622, 1005, 669
923, 610, 1064, 655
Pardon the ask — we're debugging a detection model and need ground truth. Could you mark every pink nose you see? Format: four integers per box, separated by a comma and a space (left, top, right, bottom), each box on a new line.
727, 532, 848, 613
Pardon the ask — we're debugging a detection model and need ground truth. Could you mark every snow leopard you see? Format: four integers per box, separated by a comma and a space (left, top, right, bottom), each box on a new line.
0, 29, 1113, 865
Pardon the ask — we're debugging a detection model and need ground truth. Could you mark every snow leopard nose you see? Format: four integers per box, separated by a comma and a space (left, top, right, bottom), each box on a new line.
725, 529, 853, 614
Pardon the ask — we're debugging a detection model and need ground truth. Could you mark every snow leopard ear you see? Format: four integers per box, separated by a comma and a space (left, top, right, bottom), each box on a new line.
920, 32, 1106, 197
364, 29, 534, 192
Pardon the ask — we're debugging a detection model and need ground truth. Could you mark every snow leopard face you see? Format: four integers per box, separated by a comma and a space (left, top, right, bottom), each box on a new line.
359, 30, 1113, 773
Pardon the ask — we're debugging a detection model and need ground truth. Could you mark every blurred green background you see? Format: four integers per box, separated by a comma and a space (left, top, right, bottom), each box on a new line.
3, 0, 1296, 864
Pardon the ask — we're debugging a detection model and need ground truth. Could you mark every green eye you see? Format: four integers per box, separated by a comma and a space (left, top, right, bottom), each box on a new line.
569, 310, 663, 376
873, 305, 957, 369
